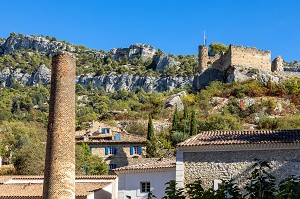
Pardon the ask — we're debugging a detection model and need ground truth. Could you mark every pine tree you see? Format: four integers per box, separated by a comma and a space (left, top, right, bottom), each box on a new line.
190, 110, 197, 136
147, 114, 154, 140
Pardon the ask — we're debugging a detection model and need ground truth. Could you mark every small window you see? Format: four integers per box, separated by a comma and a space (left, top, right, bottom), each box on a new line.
140, 182, 150, 193
101, 128, 110, 134
109, 164, 117, 170
130, 146, 142, 155
105, 146, 117, 155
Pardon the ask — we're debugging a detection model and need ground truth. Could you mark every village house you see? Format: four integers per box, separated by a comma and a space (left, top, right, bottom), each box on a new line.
0, 175, 118, 199
114, 158, 175, 199
176, 129, 300, 189
76, 121, 147, 170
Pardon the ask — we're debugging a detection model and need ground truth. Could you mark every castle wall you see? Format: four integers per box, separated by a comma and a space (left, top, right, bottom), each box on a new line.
211, 50, 231, 71
230, 45, 271, 71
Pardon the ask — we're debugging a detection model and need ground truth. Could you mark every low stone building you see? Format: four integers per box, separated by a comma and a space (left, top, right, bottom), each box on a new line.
114, 158, 175, 199
76, 121, 147, 170
0, 175, 118, 199
176, 129, 300, 189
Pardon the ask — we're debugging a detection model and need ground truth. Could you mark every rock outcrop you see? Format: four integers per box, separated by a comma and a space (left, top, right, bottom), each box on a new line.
110, 44, 156, 61
153, 53, 180, 73
164, 91, 187, 111
0, 34, 73, 55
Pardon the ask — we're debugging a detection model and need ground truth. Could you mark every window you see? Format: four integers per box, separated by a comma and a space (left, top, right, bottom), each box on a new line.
140, 182, 150, 193
101, 128, 110, 134
105, 146, 117, 155
130, 146, 142, 155
109, 164, 117, 170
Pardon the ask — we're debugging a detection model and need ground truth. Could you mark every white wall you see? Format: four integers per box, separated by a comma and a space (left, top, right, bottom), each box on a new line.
118, 171, 175, 199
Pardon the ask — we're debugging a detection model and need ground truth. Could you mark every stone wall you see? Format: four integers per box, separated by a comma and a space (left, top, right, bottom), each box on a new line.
198, 44, 271, 73
230, 45, 271, 71
183, 148, 300, 189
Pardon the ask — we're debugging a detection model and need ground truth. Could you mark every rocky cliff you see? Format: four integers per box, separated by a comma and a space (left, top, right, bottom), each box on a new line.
0, 64, 195, 92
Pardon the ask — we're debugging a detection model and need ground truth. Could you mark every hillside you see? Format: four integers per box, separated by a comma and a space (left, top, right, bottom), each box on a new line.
2, 33, 300, 174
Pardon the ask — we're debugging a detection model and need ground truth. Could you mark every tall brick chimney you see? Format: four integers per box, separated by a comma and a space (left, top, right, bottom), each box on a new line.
43, 52, 76, 199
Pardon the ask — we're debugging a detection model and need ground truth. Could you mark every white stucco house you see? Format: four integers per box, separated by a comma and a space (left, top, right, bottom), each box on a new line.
0, 175, 118, 199
114, 158, 176, 199
176, 129, 300, 189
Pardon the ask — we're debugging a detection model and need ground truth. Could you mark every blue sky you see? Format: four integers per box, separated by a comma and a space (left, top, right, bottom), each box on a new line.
1, 0, 299, 61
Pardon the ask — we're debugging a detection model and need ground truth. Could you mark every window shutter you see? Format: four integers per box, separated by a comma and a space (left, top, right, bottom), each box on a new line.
89, 146, 93, 153
138, 146, 142, 155
105, 146, 109, 155
114, 146, 117, 155
130, 146, 134, 155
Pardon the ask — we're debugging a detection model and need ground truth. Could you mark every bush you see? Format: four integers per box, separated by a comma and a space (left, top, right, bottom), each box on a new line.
198, 113, 243, 131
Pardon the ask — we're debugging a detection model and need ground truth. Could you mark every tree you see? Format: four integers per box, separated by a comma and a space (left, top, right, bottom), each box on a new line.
209, 42, 228, 54
245, 159, 276, 199
146, 114, 158, 157
75, 143, 108, 175
189, 110, 197, 136
277, 176, 300, 199
163, 180, 185, 199
147, 114, 154, 140
171, 107, 180, 132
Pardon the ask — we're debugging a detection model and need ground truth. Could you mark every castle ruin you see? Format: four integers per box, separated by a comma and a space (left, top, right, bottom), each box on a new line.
198, 44, 275, 73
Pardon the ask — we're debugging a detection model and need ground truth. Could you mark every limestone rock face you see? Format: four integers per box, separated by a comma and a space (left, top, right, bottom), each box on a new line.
164, 91, 187, 111
77, 74, 194, 92
29, 64, 51, 85
153, 53, 180, 73
110, 44, 156, 61
0, 34, 73, 55
225, 66, 281, 84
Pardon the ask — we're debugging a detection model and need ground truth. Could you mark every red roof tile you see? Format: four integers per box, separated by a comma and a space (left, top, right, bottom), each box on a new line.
114, 158, 175, 171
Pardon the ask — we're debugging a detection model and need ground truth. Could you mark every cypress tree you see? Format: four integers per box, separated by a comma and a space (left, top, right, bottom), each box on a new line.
190, 110, 197, 136
172, 106, 180, 132
146, 114, 158, 157
147, 114, 155, 140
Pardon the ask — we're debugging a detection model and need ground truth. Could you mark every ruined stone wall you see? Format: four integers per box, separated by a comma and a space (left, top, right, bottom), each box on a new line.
211, 50, 231, 71
198, 44, 271, 73
230, 45, 271, 71
183, 148, 300, 189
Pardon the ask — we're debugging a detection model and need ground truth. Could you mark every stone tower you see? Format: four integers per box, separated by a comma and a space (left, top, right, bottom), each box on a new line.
198, 45, 208, 73
43, 52, 76, 199
272, 56, 284, 72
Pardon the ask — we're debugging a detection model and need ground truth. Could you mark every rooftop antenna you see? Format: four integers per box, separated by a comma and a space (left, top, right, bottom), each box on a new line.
204, 31, 207, 46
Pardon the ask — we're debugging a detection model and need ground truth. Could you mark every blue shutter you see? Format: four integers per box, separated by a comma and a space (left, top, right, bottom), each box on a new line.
130, 146, 134, 155
89, 146, 93, 153
105, 146, 109, 155
114, 146, 117, 155
138, 146, 142, 155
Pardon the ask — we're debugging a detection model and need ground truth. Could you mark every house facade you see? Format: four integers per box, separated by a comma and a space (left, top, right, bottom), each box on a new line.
76, 121, 147, 170
176, 129, 300, 189
114, 158, 176, 199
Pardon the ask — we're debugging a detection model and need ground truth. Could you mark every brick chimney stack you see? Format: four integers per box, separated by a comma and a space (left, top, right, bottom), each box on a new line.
43, 52, 76, 199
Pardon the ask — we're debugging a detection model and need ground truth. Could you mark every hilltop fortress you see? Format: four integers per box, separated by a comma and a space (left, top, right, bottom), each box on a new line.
198, 44, 283, 74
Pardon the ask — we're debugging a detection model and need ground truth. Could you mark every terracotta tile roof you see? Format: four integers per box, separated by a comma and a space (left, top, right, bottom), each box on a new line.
77, 133, 146, 144
178, 129, 300, 147
0, 182, 110, 197
5, 175, 117, 180
114, 158, 175, 171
